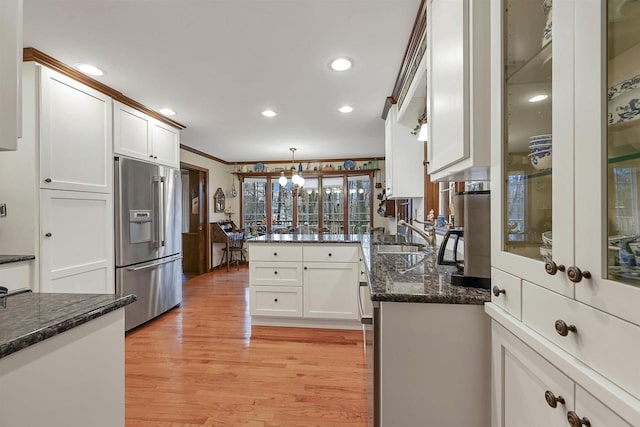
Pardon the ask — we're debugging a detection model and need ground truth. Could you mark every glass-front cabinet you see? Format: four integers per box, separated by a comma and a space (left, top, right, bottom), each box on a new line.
322, 177, 345, 234
493, 0, 640, 330
347, 176, 371, 234
297, 178, 319, 233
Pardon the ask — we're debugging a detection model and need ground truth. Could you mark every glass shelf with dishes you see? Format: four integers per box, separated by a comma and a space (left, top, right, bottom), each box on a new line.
606, 2, 640, 286
503, 0, 553, 262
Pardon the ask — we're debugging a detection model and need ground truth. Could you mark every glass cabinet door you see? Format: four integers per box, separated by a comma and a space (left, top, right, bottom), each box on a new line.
242, 178, 267, 236
606, 4, 640, 287
503, 0, 553, 261
271, 181, 293, 231
347, 176, 371, 234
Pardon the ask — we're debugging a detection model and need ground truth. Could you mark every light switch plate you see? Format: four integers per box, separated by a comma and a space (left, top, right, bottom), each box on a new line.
0, 203, 6, 217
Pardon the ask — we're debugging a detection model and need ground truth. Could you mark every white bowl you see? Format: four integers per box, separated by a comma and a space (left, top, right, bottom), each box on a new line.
529, 138, 552, 145
530, 134, 552, 141
542, 231, 552, 247
529, 144, 552, 152
530, 151, 552, 170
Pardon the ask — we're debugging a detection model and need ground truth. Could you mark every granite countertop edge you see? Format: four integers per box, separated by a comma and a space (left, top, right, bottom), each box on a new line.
0, 294, 137, 360
370, 292, 489, 305
0, 255, 36, 265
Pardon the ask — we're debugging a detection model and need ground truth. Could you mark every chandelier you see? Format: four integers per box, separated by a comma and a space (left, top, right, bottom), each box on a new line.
279, 147, 305, 188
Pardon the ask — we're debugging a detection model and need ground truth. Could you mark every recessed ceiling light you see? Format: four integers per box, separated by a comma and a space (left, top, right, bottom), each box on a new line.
262, 110, 277, 117
528, 94, 548, 103
75, 63, 104, 77
338, 105, 354, 113
158, 108, 176, 116
330, 58, 352, 71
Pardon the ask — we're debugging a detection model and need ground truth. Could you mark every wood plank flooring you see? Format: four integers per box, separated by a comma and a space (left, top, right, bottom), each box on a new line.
125, 266, 367, 427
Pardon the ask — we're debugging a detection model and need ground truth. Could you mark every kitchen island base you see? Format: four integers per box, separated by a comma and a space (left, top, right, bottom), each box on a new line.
0, 309, 126, 427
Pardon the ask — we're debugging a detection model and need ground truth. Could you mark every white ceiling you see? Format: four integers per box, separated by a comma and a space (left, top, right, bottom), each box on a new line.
23, 0, 421, 162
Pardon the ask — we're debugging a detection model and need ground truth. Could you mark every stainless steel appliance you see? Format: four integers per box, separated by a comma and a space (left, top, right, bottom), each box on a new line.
114, 157, 182, 331
358, 281, 379, 427
437, 190, 491, 288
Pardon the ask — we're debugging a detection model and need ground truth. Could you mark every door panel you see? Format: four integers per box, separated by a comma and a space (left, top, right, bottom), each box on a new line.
151, 121, 179, 168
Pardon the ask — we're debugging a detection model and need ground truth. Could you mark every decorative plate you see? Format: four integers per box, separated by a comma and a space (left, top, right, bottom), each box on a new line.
608, 88, 640, 126
254, 162, 264, 172
230, 188, 237, 198
608, 73, 640, 101
343, 159, 355, 171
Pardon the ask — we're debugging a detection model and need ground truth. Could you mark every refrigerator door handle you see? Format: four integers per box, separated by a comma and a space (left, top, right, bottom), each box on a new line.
153, 176, 166, 248
126, 255, 182, 271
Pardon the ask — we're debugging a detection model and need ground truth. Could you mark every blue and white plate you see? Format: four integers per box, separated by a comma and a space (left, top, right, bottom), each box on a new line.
608, 73, 640, 101
254, 162, 264, 172
608, 88, 640, 126
344, 159, 355, 170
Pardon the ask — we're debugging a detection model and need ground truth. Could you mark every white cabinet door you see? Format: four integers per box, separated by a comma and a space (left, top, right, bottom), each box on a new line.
574, 386, 632, 427
40, 190, 114, 294
151, 120, 180, 168
426, 0, 490, 182
492, 322, 574, 427
113, 101, 152, 162
303, 262, 358, 320
39, 67, 112, 194
384, 104, 424, 199
0, 0, 22, 151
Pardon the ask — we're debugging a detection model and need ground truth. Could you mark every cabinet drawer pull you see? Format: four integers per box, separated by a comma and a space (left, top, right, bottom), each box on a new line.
567, 266, 591, 283
492, 286, 506, 297
567, 412, 590, 427
45, 233, 52, 238
44, 178, 52, 183
274, 271, 278, 275
149, 154, 154, 158
274, 298, 278, 302
328, 253, 332, 257
544, 390, 565, 408
304, 267, 308, 270
545, 261, 565, 275
555, 319, 577, 336
273, 252, 277, 256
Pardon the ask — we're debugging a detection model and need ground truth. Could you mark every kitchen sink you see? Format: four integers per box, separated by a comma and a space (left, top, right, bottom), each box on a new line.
374, 243, 425, 254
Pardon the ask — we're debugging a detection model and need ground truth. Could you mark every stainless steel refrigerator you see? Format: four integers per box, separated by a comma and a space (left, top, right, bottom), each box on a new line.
114, 156, 182, 331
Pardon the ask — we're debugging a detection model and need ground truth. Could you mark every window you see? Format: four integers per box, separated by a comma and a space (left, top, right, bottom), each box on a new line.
348, 176, 371, 234
297, 178, 319, 233
242, 178, 267, 236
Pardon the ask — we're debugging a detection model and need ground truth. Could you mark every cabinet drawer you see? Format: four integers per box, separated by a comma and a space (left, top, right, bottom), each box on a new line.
250, 286, 302, 317
491, 268, 521, 320
249, 261, 302, 286
303, 245, 358, 263
522, 281, 640, 398
249, 245, 302, 262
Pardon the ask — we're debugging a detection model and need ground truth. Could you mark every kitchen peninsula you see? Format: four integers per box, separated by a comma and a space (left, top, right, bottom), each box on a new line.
0, 291, 135, 427
248, 233, 491, 426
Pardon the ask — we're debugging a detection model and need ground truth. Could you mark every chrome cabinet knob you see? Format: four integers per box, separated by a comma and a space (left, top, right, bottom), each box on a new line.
567, 411, 590, 427
567, 266, 591, 283
555, 319, 577, 337
545, 261, 565, 275
544, 390, 565, 408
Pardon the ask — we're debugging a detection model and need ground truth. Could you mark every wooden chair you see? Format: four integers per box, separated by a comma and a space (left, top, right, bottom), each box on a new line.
220, 229, 245, 271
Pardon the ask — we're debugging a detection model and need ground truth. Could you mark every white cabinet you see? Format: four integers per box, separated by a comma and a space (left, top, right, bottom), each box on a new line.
113, 101, 180, 168
40, 190, 114, 293
0, 0, 22, 151
303, 262, 358, 320
0, 261, 33, 292
487, 1, 640, 423
39, 66, 113, 194
248, 243, 361, 328
384, 104, 424, 199
425, 0, 490, 182
491, 322, 634, 427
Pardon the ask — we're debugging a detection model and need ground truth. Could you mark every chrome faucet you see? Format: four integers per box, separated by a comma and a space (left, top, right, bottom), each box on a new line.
398, 220, 436, 246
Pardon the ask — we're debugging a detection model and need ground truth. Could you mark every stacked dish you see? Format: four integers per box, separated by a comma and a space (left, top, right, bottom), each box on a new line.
528, 134, 552, 170
608, 73, 640, 127
539, 230, 552, 262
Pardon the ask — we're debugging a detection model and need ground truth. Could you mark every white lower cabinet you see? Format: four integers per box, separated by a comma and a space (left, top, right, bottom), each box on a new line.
40, 190, 114, 293
303, 262, 358, 320
248, 243, 361, 328
492, 321, 634, 427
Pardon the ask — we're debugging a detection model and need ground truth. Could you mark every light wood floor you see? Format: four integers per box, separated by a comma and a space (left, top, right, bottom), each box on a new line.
125, 266, 367, 427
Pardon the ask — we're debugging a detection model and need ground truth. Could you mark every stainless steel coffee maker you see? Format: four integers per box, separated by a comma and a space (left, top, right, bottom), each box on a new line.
437, 190, 491, 288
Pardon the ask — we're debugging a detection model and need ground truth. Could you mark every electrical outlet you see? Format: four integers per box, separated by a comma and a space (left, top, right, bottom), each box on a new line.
0, 203, 6, 217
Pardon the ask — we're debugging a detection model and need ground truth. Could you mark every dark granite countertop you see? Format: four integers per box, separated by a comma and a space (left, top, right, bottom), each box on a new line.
246, 233, 490, 305
0, 293, 136, 360
0, 255, 36, 265
247, 234, 364, 244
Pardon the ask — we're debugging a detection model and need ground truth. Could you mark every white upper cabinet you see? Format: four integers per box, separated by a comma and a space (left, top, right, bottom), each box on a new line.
114, 101, 180, 168
425, 0, 490, 182
384, 104, 424, 199
39, 66, 113, 193
0, 0, 22, 151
